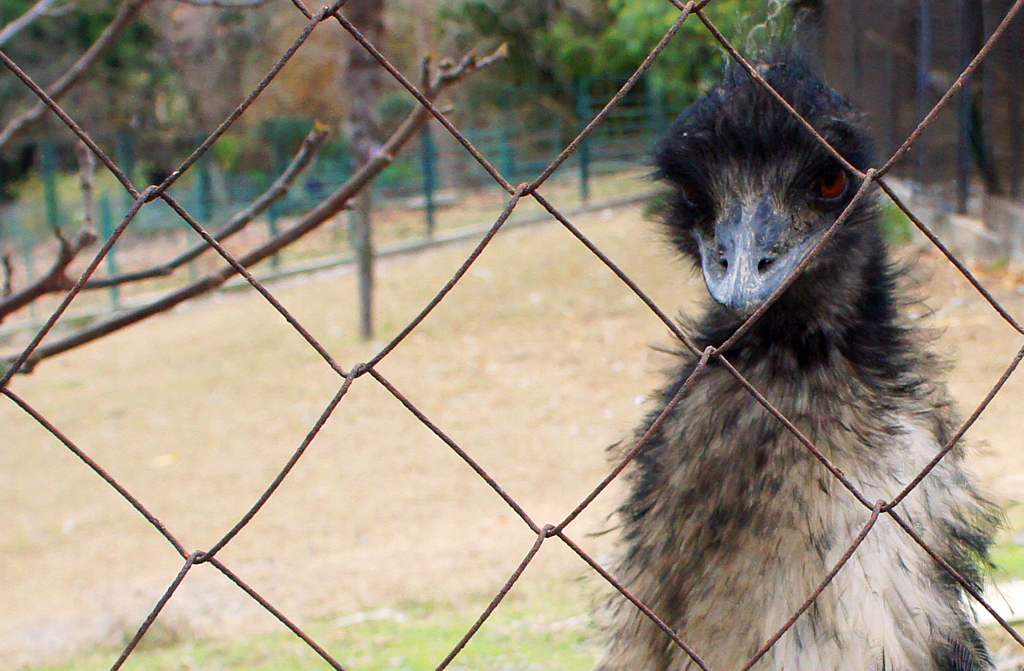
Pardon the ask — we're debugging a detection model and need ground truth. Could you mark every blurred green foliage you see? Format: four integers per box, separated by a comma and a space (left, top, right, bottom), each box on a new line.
880, 200, 915, 244
0, 0, 164, 128
448, 0, 788, 120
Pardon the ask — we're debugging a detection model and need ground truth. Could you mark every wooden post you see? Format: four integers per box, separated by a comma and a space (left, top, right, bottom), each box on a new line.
420, 124, 437, 238
353, 190, 373, 341
346, 0, 386, 341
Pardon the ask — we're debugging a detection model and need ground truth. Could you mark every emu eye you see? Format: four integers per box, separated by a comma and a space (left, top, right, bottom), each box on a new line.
676, 183, 706, 212
816, 170, 848, 202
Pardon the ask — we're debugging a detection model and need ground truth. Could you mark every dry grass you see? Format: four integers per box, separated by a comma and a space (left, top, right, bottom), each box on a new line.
3, 184, 1023, 668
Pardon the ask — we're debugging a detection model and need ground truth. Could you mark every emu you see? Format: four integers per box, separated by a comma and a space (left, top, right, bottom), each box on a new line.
599, 61, 996, 671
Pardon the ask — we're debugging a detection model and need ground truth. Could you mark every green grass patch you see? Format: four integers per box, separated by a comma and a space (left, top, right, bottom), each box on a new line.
880, 201, 914, 245
991, 543, 1024, 582
33, 583, 601, 671
989, 502, 1024, 582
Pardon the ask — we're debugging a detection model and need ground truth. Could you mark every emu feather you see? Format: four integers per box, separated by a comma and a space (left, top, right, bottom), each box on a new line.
599, 61, 995, 671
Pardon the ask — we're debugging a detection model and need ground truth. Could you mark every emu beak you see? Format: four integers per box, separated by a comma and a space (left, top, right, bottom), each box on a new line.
697, 197, 821, 318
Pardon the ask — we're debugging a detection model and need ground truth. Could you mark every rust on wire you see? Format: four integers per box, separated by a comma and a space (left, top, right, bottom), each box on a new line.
158, 192, 350, 378
109, 553, 201, 671
556, 345, 715, 532
329, 10, 515, 192
694, 6, 867, 179
368, 367, 543, 535
210, 557, 350, 671
738, 502, 883, 671
530, 0, 700, 190
878, 180, 1024, 335
157, 0, 344, 195
877, 0, 1024, 177
0, 49, 139, 196
718, 169, 880, 352
1, 388, 188, 557
532, 191, 696, 350
435, 531, 548, 671
887, 508, 1024, 649
202, 373, 360, 561
555, 529, 713, 671
366, 185, 528, 368
0, 188, 154, 384
885, 343, 1024, 511
81, 127, 330, 289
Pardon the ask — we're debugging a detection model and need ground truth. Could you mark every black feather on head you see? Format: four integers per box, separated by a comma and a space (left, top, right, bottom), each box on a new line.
653, 59, 883, 336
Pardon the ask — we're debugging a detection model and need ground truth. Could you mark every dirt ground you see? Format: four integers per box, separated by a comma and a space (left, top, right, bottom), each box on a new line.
3, 194, 1023, 669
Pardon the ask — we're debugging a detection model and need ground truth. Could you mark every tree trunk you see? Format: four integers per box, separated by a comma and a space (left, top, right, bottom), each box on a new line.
345, 0, 386, 341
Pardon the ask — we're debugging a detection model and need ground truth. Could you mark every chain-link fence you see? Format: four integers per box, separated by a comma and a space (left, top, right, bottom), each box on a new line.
3, 0, 1024, 669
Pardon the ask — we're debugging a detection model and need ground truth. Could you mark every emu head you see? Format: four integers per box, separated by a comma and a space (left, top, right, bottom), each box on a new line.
655, 61, 878, 321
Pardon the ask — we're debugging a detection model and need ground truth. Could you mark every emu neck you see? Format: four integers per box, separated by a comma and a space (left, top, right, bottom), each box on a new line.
696, 239, 907, 378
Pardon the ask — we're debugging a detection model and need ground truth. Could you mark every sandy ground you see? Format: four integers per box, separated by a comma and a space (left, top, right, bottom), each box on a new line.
2, 195, 1023, 669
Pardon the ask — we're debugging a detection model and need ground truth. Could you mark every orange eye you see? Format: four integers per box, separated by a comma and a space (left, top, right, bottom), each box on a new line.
818, 171, 848, 200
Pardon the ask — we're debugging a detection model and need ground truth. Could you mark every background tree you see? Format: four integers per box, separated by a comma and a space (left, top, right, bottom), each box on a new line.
0, 0, 156, 201
344, 0, 387, 341
448, 0, 784, 125
0, 0, 503, 371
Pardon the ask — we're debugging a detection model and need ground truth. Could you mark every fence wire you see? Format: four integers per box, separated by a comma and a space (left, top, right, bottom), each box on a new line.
2, 0, 1024, 670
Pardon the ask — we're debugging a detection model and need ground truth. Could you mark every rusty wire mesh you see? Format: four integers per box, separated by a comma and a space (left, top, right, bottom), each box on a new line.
3, 0, 1024, 669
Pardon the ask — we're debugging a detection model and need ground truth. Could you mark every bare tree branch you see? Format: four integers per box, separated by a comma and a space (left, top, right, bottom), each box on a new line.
0, 0, 62, 48
0, 228, 96, 323
0, 0, 152, 151
6, 46, 504, 372
82, 125, 330, 289
0, 124, 326, 317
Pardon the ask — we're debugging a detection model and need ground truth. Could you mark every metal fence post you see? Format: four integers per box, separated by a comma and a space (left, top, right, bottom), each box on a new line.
576, 79, 592, 205
116, 134, 135, 212
41, 142, 60, 233
190, 144, 216, 282
268, 204, 281, 270
195, 148, 214, 223
645, 77, 665, 142
499, 127, 515, 183
99, 194, 121, 310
